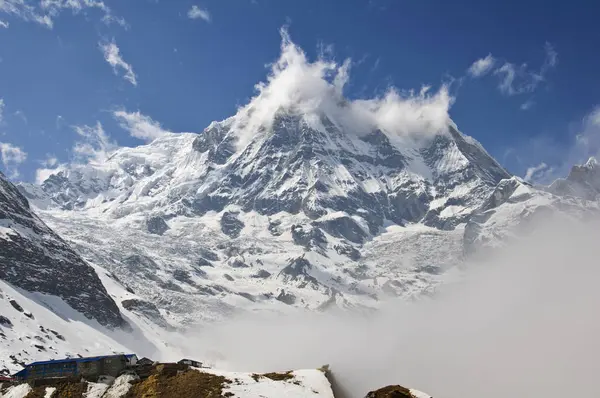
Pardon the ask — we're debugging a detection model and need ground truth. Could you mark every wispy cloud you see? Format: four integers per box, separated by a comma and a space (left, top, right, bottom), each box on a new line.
0, 20, 8, 28
113, 110, 169, 142
187, 5, 211, 22
516, 106, 600, 184
467, 54, 496, 78
0, 0, 125, 29
494, 43, 558, 96
40, 154, 58, 168
0, 98, 5, 123
99, 40, 138, 86
524, 162, 549, 182
0, 142, 27, 178
73, 121, 117, 163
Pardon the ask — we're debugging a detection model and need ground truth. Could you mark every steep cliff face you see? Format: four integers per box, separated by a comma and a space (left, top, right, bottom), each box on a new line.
0, 172, 125, 329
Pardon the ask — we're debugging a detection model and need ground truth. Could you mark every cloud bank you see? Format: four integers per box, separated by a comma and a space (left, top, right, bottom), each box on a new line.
179, 218, 600, 398
99, 40, 138, 86
231, 27, 453, 148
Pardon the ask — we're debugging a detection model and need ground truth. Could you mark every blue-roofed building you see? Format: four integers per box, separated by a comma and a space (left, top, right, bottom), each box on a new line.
13, 354, 138, 381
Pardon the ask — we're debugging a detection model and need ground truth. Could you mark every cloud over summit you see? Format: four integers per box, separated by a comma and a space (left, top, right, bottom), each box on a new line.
231, 27, 454, 148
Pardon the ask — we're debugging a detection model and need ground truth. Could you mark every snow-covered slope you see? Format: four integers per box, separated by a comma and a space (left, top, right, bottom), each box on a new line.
0, 172, 124, 329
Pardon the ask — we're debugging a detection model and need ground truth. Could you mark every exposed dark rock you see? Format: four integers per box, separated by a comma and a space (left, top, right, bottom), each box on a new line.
291, 224, 327, 249
314, 216, 367, 244
172, 269, 194, 285
220, 212, 245, 238
49, 329, 65, 341
146, 216, 169, 235
122, 255, 162, 282
196, 257, 214, 267
229, 258, 249, 268
334, 243, 361, 261
251, 269, 272, 279
193, 125, 237, 164
268, 219, 283, 236
237, 292, 255, 302
0, 315, 12, 327
223, 274, 234, 281
198, 248, 219, 262
278, 256, 320, 289
276, 289, 296, 305
160, 280, 184, 292
122, 299, 171, 329
9, 299, 23, 312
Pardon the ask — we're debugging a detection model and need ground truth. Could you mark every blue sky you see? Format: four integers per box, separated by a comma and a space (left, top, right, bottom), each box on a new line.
0, 0, 599, 183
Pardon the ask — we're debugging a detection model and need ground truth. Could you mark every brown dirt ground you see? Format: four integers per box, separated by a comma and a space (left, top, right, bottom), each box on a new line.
365, 384, 415, 398
125, 369, 232, 398
51, 381, 88, 398
24, 386, 47, 398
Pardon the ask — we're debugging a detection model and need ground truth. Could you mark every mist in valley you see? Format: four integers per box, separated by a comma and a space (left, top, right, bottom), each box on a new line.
180, 217, 600, 398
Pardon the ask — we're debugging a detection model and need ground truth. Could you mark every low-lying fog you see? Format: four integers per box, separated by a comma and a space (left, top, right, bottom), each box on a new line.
180, 218, 600, 398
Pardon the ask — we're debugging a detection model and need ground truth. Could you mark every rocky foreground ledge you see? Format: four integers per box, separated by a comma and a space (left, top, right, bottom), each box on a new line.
0, 362, 432, 398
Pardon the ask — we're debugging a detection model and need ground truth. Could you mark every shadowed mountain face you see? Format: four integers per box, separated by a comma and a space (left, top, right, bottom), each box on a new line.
0, 172, 125, 329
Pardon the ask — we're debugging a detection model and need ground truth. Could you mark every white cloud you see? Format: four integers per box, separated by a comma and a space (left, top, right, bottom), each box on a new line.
40, 154, 58, 167
523, 162, 548, 182
113, 110, 169, 142
0, 20, 8, 28
35, 166, 63, 184
99, 40, 138, 86
35, 154, 64, 184
232, 27, 453, 149
0, 0, 124, 29
0, 98, 4, 122
467, 54, 496, 78
187, 5, 210, 22
72, 121, 117, 162
0, 142, 27, 178
493, 43, 557, 96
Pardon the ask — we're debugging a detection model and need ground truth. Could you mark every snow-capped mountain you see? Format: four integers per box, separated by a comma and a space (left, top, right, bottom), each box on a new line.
11, 101, 520, 329
548, 157, 600, 200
